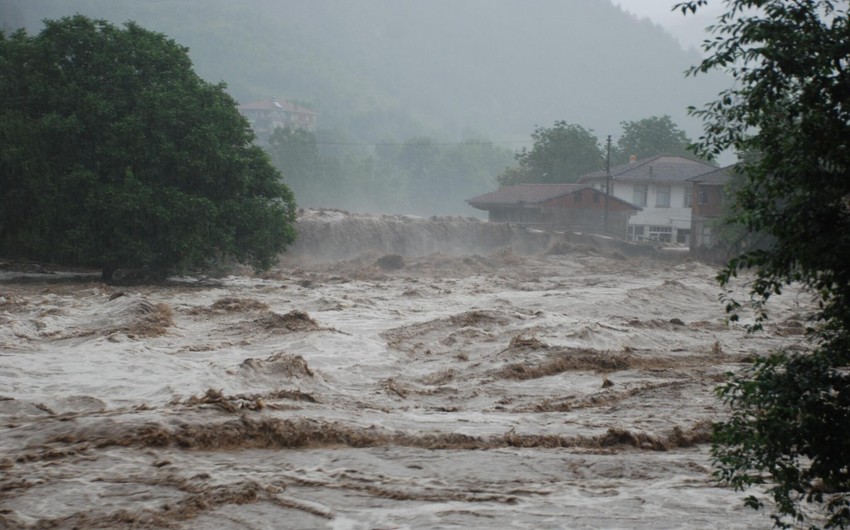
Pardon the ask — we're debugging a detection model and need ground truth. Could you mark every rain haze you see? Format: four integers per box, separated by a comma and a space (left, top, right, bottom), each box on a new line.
0, 2, 797, 529
612, 0, 727, 51
0, 0, 734, 216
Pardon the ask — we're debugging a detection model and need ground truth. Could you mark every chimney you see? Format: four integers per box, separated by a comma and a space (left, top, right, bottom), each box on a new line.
629, 154, 637, 163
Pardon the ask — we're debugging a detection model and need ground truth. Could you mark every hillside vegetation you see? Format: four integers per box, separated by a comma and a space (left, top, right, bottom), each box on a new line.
4, 0, 726, 143
3, 1, 729, 214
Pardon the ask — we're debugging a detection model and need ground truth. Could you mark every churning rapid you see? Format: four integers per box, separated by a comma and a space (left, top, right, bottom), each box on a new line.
0, 210, 809, 529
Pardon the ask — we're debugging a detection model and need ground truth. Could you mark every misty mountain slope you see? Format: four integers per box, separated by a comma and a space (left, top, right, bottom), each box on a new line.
4, 0, 403, 133
260, 0, 728, 141
5, 0, 727, 144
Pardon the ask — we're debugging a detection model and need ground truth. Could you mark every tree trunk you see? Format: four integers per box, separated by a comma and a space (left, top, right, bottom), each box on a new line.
101, 264, 115, 282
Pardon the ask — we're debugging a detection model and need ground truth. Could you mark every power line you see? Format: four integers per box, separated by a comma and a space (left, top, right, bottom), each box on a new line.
312, 139, 531, 147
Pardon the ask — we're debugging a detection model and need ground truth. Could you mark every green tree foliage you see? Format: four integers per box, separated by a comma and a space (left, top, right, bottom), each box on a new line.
0, 15, 296, 280
268, 127, 408, 213
269, 127, 325, 205
392, 137, 442, 204
678, 1, 850, 527
407, 138, 514, 215
497, 121, 603, 185
7, 1, 730, 150
615, 115, 695, 163
268, 128, 513, 215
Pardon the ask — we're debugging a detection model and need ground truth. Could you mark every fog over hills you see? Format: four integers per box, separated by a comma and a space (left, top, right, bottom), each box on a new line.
3, 0, 728, 147
612, 0, 726, 53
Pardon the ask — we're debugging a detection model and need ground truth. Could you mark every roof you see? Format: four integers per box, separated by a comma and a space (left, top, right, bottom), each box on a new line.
577, 155, 717, 183
238, 97, 318, 115
467, 183, 641, 210
467, 184, 584, 207
687, 164, 737, 185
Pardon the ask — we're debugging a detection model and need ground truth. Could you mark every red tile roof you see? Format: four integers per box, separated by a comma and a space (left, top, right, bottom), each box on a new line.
238, 97, 317, 115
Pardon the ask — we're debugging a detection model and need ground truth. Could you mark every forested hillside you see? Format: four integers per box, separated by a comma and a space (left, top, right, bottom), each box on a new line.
3, 0, 725, 141
2, 0, 728, 214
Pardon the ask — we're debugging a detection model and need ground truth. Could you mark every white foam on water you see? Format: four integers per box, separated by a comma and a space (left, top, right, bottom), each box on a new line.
0, 212, 810, 528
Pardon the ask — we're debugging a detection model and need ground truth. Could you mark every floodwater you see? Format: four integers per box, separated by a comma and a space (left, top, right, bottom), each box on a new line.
0, 212, 810, 529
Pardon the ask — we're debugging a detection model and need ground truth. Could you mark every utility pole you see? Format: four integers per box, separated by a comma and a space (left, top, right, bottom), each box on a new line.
604, 135, 611, 235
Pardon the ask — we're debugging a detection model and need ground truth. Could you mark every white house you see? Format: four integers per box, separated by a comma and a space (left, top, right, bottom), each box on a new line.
577, 155, 717, 245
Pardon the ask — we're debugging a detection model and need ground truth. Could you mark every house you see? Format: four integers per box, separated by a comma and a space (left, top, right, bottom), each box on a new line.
688, 165, 733, 250
237, 97, 318, 143
577, 155, 717, 245
467, 183, 641, 236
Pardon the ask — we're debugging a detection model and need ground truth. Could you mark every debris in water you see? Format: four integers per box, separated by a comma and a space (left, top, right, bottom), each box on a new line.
376, 254, 405, 270
255, 310, 321, 333
239, 352, 314, 378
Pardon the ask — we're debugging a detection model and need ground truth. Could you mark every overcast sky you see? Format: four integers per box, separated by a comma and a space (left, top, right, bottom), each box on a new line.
611, 0, 724, 51
612, 0, 684, 24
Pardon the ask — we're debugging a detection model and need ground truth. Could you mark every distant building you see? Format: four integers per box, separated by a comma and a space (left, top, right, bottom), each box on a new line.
577, 155, 717, 245
688, 165, 733, 250
467, 183, 641, 236
238, 97, 318, 143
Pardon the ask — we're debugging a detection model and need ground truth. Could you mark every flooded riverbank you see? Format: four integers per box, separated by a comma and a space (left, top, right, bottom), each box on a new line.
0, 213, 808, 528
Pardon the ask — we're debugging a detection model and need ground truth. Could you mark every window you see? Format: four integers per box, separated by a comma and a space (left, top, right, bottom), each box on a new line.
676, 229, 691, 244
684, 189, 692, 207
573, 190, 582, 203
628, 225, 645, 241
655, 185, 671, 208
648, 225, 673, 243
698, 189, 709, 205
701, 226, 713, 247
633, 184, 647, 207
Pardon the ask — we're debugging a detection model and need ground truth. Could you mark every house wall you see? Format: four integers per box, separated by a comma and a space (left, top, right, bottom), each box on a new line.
488, 206, 544, 224
542, 188, 633, 236
540, 207, 631, 236
480, 189, 633, 235
689, 183, 726, 249
692, 184, 725, 217
690, 216, 715, 248
603, 181, 692, 244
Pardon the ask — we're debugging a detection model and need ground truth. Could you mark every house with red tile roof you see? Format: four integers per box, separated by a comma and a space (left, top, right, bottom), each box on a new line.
467, 183, 641, 236
238, 97, 318, 143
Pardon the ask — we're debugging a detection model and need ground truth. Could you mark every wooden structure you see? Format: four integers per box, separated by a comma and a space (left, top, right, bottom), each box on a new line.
467, 183, 641, 237
688, 165, 733, 250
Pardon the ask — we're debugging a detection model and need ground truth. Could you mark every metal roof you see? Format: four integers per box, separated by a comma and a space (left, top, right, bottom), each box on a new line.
578, 155, 717, 183
467, 184, 584, 206
687, 164, 737, 185
467, 183, 641, 210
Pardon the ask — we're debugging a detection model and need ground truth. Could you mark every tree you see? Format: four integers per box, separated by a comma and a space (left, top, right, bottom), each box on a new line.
678, 1, 850, 527
498, 121, 603, 185
0, 16, 296, 280
268, 126, 324, 205
396, 137, 514, 215
395, 137, 442, 205
432, 139, 515, 213
614, 115, 696, 163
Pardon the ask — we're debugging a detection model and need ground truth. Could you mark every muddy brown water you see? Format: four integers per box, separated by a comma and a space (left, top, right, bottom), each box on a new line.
0, 219, 812, 528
